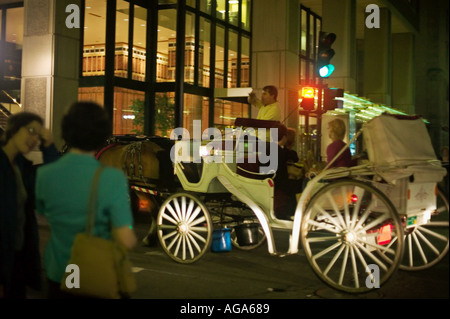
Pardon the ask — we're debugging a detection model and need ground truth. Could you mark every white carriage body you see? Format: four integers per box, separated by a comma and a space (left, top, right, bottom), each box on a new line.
363, 115, 447, 226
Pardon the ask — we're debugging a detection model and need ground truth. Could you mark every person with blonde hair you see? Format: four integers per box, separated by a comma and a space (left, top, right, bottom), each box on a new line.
326, 118, 355, 168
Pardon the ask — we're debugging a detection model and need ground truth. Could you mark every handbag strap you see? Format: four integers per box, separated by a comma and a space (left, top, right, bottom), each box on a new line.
85, 165, 104, 235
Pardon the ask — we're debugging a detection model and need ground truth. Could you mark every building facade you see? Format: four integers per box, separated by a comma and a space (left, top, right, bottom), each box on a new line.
0, 0, 448, 159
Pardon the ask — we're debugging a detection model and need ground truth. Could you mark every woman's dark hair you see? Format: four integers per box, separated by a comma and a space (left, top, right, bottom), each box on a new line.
0, 112, 43, 146
62, 101, 112, 151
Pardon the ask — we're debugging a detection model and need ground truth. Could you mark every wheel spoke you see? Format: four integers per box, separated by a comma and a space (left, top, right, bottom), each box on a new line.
161, 212, 178, 225
323, 244, 346, 276
314, 203, 344, 231
412, 231, 428, 264
306, 235, 339, 243
355, 241, 388, 271
350, 246, 359, 289
338, 246, 350, 285
166, 202, 181, 223
312, 241, 342, 261
307, 219, 341, 234
418, 225, 449, 242
325, 192, 346, 229
415, 228, 441, 255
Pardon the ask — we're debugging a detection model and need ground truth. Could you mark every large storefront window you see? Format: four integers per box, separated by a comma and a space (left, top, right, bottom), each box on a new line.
79, 0, 251, 136
214, 99, 249, 131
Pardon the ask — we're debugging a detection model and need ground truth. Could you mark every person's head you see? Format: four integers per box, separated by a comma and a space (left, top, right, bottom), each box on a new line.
261, 85, 278, 106
62, 101, 111, 152
273, 123, 287, 143
285, 128, 296, 149
0, 112, 44, 155
327, 118, 346, 141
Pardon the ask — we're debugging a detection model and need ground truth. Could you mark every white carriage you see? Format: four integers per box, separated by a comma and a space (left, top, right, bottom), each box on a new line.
154, 114, 448, 293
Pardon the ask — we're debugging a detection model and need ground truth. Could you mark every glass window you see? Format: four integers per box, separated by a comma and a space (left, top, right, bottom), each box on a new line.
241, 0, 251, 31
114, 87, 145, 135
215, 25, 225, 88
200, 0, 211, 14
214, 99, 248, 130
0, 10, 2, 40
184, 94, 209, 134
241, 35, 250, 87
228, 30, 238, 88
228, 0, 239, 26
115, 0, 129, 78
185, 12, 195, 84
2, 7, 24, 82
132, 5, 147, 81
157, 9, 177, 82
199, 17, 211, 88
83, 0, 107, 76
155, 92, 175, 137
216, 0, 226, 21
159, 0, 177, 4
78, 87, 104, 106
186, 0, 196, 8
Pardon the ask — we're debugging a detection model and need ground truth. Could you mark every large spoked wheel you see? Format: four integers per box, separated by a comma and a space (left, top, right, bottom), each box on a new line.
157, 193, 212, 263
397, 187, 449, 271
301, 179, 404, 293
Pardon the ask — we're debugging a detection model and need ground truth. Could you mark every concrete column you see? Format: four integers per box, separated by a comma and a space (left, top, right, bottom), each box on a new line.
363, 7, 391, 105
251, 0, 300, 129
321, 0, 357, 92
21, 0, 80, 149
392, 33, 415, 114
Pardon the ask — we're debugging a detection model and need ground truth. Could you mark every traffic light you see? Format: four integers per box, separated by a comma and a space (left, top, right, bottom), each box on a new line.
323, 88, 344, 110
317, 32, 336, 78
300, 87, 315, 111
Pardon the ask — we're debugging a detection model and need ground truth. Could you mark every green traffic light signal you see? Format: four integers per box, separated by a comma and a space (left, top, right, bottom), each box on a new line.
317, 32, 336, 78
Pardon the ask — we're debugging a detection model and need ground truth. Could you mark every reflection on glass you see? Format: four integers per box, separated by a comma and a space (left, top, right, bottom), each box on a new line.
214, 99, 249, 130
185, 12, 195, 84
228, 30, 238, 88
186, 0, 196, 8
200, 0, 211, 14
216, 0, 226, 20
199, 18, 211, 87
157, 9, 177, 82
133, 5, 147, 81
78, 87, 104, 106
241, 0, 251, 31
115, 0, 129, 78
184, 94, 209, 134
114, 87, 145, 135
3, 7, 24, 81
241, 36, 250, 87
155, 92, 175, 137
228, 0, 239, 26
215, 25, 225, 88
83, 0, 107, 76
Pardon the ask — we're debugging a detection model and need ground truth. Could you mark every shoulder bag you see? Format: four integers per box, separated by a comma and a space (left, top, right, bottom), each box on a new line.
61, 166, 136, 299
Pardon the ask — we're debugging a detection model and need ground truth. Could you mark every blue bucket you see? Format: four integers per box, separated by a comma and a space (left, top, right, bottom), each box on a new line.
211, 228, 232, 252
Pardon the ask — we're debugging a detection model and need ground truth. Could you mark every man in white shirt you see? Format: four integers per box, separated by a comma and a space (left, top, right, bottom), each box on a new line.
248, 85, 282, 121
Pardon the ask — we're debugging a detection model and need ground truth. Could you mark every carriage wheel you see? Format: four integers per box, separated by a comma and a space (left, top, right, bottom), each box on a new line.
301, 179, 404, 293
157, 193, 212, 263
397, 187, 449, 271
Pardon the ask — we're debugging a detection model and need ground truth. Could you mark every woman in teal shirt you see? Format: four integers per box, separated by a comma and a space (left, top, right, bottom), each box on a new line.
36, 102, 137, 298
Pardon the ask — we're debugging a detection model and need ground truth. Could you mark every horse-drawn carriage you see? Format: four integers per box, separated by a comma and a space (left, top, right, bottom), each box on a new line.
97, 114, 448, 293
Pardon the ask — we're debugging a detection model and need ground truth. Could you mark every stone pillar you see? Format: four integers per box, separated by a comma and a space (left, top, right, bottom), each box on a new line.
251, 0, 300, 129
363, 7, 391, 105
321, 0, 357, 92
392, 33, 415, 114
21, 0, 80, 149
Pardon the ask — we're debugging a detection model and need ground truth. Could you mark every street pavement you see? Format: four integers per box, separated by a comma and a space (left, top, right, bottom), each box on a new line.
32, 213, 449, 302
